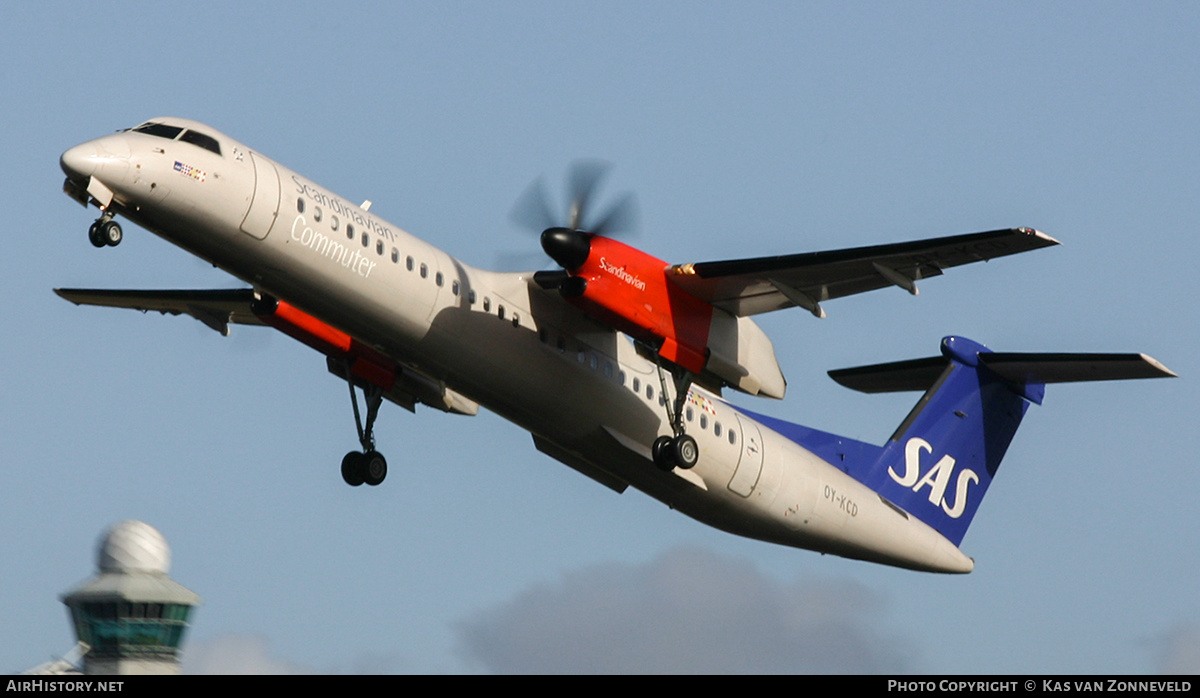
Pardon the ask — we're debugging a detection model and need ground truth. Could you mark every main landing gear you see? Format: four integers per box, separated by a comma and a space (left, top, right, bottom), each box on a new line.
342, 449, 387, 488
340, 366, 388, 487
651, 361, 700, 472
88, 211, 122, 248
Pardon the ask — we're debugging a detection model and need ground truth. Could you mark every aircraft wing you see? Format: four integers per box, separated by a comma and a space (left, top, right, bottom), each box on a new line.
55, 288, 264, 336
666, 227, 1059, 317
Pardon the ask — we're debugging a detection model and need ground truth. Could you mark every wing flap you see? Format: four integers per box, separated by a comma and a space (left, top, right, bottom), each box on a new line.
668, 227, 1058, 317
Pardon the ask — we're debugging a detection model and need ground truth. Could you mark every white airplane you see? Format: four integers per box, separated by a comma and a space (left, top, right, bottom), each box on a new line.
57, 118, 1174, 573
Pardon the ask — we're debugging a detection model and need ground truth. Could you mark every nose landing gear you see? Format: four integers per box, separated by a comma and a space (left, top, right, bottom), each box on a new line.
88, 212, 122, 248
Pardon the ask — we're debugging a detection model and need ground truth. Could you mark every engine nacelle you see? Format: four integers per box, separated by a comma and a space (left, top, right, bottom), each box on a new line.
558, 236, 786, 398
704, 309, 786, 399
253, 294, 478, 416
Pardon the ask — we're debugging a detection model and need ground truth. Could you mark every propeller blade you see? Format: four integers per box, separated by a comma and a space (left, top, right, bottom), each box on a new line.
509, 176, 557, 234
590, 190, 639, 238
506, 161, 639, 273
566, 160, 609, 231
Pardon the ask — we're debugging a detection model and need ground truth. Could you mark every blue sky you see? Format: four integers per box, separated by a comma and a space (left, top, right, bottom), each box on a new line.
3, 1, 1197, 674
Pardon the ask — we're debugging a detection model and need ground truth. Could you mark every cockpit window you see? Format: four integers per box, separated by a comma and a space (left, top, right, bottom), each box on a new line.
179, 129, 221, 155
130, 122, 222, 156
133, 122, 184, 140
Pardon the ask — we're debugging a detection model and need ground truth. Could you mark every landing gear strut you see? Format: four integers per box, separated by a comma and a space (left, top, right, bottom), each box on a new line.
651, 359, 699, 472
340, 364, 387, 487
88, 211, 122, 248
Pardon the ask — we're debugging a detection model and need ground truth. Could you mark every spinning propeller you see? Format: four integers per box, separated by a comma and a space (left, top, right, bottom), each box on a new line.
510, 161, 638, 295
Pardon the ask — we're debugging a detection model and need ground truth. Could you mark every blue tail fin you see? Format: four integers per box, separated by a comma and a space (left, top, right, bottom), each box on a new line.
827, 336, 1174, 546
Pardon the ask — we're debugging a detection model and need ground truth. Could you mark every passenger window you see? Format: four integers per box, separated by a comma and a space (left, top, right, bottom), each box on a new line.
483, 297, 491, 312
330, 215, 339, 232
376, 240, 384, 255
700, 415, 708, 430
498, 305, 506, 320
646, 385, 654, 400
391, 248, 399, 263
419, 263, 427, 279
452, 280, 459, 295
313, 207, 323, 223
729, 430, 737, 445
435, 272, 444, 287
296, 198, 305, 213
633, 377, 640, 392
361, 232, 369, 247
406, 256, 414, 271
512, 313, 520, 328
714, 423, 722, 438
346, 223, 355, 241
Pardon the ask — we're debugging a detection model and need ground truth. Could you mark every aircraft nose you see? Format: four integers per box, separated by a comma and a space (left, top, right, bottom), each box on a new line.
60, 142, 99, 181
60, 135, 132, 183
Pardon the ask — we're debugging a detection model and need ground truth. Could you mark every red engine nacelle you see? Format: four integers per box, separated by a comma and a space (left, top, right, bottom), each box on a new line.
565, 235, 713, 374
251, 295, 398, 389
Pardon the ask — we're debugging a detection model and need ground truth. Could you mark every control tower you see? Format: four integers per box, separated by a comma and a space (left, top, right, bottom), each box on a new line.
59, 521, 201, 675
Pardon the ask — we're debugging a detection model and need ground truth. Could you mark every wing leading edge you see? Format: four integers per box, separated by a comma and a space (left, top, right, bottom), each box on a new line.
54, 287, 481, 417
54, 288, 264, 336
666, 227, 1059, 317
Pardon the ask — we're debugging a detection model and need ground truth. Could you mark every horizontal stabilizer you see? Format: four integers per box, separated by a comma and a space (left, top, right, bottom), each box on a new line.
979, 352, 1177, 384
831, 347, 1175, 394
828, 356, 948, 393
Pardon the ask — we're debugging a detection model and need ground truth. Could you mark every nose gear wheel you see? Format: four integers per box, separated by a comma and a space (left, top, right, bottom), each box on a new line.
88, 213, 122, 247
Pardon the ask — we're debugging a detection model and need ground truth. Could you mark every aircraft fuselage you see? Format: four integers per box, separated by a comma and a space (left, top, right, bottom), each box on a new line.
60, 118, 976, 573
